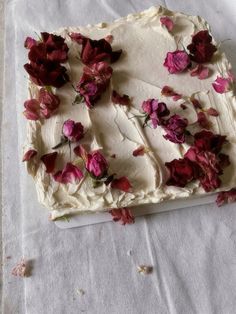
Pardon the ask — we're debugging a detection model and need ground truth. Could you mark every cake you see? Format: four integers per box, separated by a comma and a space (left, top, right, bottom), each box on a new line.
22, 6, 236, 220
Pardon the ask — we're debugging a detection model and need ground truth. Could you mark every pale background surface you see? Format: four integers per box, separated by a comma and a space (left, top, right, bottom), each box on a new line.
2, 1, 236, 313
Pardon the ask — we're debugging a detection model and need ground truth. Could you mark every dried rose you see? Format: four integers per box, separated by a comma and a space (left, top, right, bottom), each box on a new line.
165, 158, 200, 187
62, 119, 84, 142
41, 32, 69, 63
76, 61, 113, 108
22, 149, 37, 162
23, 88, 60, 120
160, 16, 174, 32
53, 163, 83, 184
212, 76, 233, 94
163, 114, 188, 144
142, 99, 170, 128
190, 64, 209, 79
163, 50, 190, 74
24, 60, 69, 88
112, 90, 131, 106
216, 188, 236, 207
85, 151, 109, 179
193, 130, 227, 154
70, 32, 122, 65
109, 207, 135, 225
40, 152, 58, 173
111, 176, 132, 192
187, 30, 217, 63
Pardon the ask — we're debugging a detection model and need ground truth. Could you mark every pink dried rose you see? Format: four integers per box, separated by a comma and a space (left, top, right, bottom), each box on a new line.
160, 16, 174, 32
22, 149, 37, 162
142, 99, 170, 128
132, 146, 148, 157
53, 163, 83, 184
109, 208, 135, 225
23, 88, 60, 120
216, 188, 236, 207
111, 176, 132, 192
76, 61, 113, 108
11, 258, 29, 277
24, 60, 69, 88
161, 86, 182, 101
163, 114, 188, 144
163, 50, 191, 74
165, 158, 200, 187
111, 90, 131, 106
70, 32, 122, 65
190, 64, 209, 79
62, 119, 84, 142
212, 76, 233, 94
85, 151, 109, 179
187, 30, 217, 63
40, 152, 58, 173
196, 111, 210, 129
206, 107, 219, 117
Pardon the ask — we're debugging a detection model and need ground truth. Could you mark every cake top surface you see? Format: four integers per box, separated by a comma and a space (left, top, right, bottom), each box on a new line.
23, 6, 236, 219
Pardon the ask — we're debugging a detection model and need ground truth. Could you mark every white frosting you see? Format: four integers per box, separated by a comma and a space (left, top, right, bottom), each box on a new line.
24, 6, 236, 219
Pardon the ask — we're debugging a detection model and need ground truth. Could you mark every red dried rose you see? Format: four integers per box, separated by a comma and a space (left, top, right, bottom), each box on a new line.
70, 32, 122, 65
163, 50, 190, 74
53, 163, 83, 184
85, 151, 109, 179
161, 86, 182, 101
163, 114, 188, 144
142, 99, 170, 128
111, 90, 131, 106
40, 152, 58, 173
24, 60, 69, 88
40, 32, 69, 63
216, 188, 236, 207
76, 61, 113, 108
22, 149, 37, 162
193, 130, 227, 154
23, 88, 60, 120
111, 177, 132, 192
109, 207, 135, 225
165, 158, 200, 187
197, 111, 210, 129
187, 30, 217, 63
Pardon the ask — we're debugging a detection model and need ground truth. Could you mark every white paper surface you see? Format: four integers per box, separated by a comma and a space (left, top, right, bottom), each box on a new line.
2, 1, 236, 313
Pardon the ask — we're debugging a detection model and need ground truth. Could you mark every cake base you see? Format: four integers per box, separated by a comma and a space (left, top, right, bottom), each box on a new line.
55, 194, 215, 229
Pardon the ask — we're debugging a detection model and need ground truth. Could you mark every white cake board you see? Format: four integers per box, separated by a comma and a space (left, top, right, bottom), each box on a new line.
55, 194, 216, 229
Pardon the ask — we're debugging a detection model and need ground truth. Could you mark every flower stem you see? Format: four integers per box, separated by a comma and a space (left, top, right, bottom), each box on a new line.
52, 137, 68, 149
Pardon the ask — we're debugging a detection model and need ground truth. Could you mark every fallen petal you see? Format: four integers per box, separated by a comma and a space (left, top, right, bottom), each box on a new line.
112, 90, 131, 106
111, 176, 132, 192
206, 107, 219, 117
160, 16, 174, 32
109, 207, 135, 225
22, 149, 37, 162
216, 188, 236, 206
40, 152, 58, 173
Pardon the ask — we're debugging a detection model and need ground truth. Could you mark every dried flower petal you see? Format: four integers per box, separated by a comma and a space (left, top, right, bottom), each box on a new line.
41, 152, 58, 173
142, 99, 170, 128
197, 111, 211, 129
109, 207, 135, 225
22, 149, 37, 162
53, 163, 83, 184
112, 90, 131, 106
212, 76, 232, 93
193, 130, 227, 154
161, 86, 182, 101
111, 176, 132, 192
206, 107, 219, 117
216, 188, 236, 207
163, 114, 188, 144
164, 50, 190, 74
190, 97, 202, 109
24, 37, 37, 49
190, 64, 209, 79
160, 16, 174, 32
133, 145, 149, 157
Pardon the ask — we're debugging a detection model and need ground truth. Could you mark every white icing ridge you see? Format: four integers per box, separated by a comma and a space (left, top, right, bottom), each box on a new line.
24, 6, 236, 219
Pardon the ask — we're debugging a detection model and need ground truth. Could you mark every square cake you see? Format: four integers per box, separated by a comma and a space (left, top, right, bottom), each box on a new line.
23, 6, 236, 220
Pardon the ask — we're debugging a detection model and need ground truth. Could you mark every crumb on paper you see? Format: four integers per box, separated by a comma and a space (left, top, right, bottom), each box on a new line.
137, 265, 153, 275
6, 256, 11, 259
127, 250, 132, 256
11, 258, 29, 277
76, 288, 85, 296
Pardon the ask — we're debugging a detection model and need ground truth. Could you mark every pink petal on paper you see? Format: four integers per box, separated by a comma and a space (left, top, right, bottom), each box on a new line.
22, 149, 37, 162
111, 176, 132, 192
53, 163, 83, 184
40, 152, 58, 173
132, 146, 148, 157
109, 207, 135, 225
212, 76, 230, 93
206, 107, 219, 117
160, 16, 174, 32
